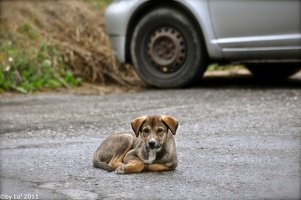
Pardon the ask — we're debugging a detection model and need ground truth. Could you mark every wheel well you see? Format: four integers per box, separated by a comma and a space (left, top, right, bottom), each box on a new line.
125, 1, 208, 64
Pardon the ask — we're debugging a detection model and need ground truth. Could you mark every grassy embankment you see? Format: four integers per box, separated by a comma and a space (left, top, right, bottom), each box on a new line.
0, 0, 140, 94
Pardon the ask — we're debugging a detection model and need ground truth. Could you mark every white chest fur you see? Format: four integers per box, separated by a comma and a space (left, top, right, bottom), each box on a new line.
142, 148, 161, 164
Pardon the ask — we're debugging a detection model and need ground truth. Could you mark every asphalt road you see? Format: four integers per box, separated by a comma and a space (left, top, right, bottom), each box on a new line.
1, 76, 301, 200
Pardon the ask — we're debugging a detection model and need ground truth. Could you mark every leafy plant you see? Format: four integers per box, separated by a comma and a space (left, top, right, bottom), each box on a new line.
207, 63, 245, 71
207, 63, 221, 71
0, 39, 82, 94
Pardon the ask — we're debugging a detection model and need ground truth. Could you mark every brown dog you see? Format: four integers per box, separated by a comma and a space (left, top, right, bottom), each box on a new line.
93, 115, 178, 174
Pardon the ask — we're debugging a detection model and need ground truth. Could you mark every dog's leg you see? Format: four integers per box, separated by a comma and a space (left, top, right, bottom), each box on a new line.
146, 164, 171, 172
116, 160, 145, 174
107, 134, 134, 170
116, 150, 145, 174
108, 156, 126, 170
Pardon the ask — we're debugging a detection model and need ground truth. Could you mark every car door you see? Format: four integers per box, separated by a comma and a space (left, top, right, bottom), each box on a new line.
209, 0, 301, 59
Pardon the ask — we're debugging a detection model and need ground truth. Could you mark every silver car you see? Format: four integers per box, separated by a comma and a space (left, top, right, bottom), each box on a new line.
105, 0, 301, 88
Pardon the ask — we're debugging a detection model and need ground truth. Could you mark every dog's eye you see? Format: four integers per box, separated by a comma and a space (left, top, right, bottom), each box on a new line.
142, 128, 149, 134
157, 128, 163, 133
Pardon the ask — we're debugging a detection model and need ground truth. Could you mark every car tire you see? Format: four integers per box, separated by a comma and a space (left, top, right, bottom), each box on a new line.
131, 8, 207, 88
246, 64, 301, 80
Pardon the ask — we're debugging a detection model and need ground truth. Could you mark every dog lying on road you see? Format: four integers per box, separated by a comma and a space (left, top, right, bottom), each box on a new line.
93, 115, 178, 174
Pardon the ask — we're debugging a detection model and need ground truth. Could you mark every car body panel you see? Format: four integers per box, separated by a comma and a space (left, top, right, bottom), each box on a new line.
105, 0, 146, 61
105, 0, 142, 36
210, 0, 301, 45
105, 0, 301, 63
173, 0, 224, 59
209, 0, 301, 60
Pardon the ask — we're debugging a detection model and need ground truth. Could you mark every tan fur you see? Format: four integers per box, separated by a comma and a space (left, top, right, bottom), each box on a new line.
93, 115, 178, 174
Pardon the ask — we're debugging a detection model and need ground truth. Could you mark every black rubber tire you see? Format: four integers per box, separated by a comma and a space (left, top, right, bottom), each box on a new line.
246, 63, 301, 80
131, 8, 207, 88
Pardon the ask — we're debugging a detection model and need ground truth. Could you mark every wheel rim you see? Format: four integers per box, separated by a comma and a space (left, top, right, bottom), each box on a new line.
147, 27, 186, 73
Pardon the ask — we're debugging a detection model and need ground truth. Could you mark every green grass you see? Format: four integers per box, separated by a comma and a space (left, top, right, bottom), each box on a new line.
207, 63, 245, 71
89, 0, 111, 9
0, 37, 82, 94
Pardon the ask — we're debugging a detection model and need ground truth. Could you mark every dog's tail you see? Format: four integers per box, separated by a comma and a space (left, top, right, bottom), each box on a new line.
92, 152, 114, 172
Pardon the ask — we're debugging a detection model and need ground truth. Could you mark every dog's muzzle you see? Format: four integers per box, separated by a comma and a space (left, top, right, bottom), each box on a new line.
147, 139, 160, 149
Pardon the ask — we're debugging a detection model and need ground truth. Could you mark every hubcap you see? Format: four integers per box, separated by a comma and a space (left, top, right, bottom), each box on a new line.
147, 27, 186, 73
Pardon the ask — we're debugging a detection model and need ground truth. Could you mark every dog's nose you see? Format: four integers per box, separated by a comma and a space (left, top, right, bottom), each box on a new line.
148, 141, 156, 148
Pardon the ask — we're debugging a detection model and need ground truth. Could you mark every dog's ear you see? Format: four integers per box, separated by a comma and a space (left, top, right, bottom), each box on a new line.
131, 116, 147, 137
161, 115, 178, 135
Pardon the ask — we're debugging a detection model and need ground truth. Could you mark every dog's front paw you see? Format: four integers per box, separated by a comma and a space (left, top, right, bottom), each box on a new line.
116, 165, 126, 174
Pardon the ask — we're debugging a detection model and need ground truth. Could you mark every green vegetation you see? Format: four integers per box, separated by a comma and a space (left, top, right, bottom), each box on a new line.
0, 36, 81, 94
207, 63, 245, 71
18, 19, 40, 40
0, 0, 111, 94
90, 0, 111, 9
